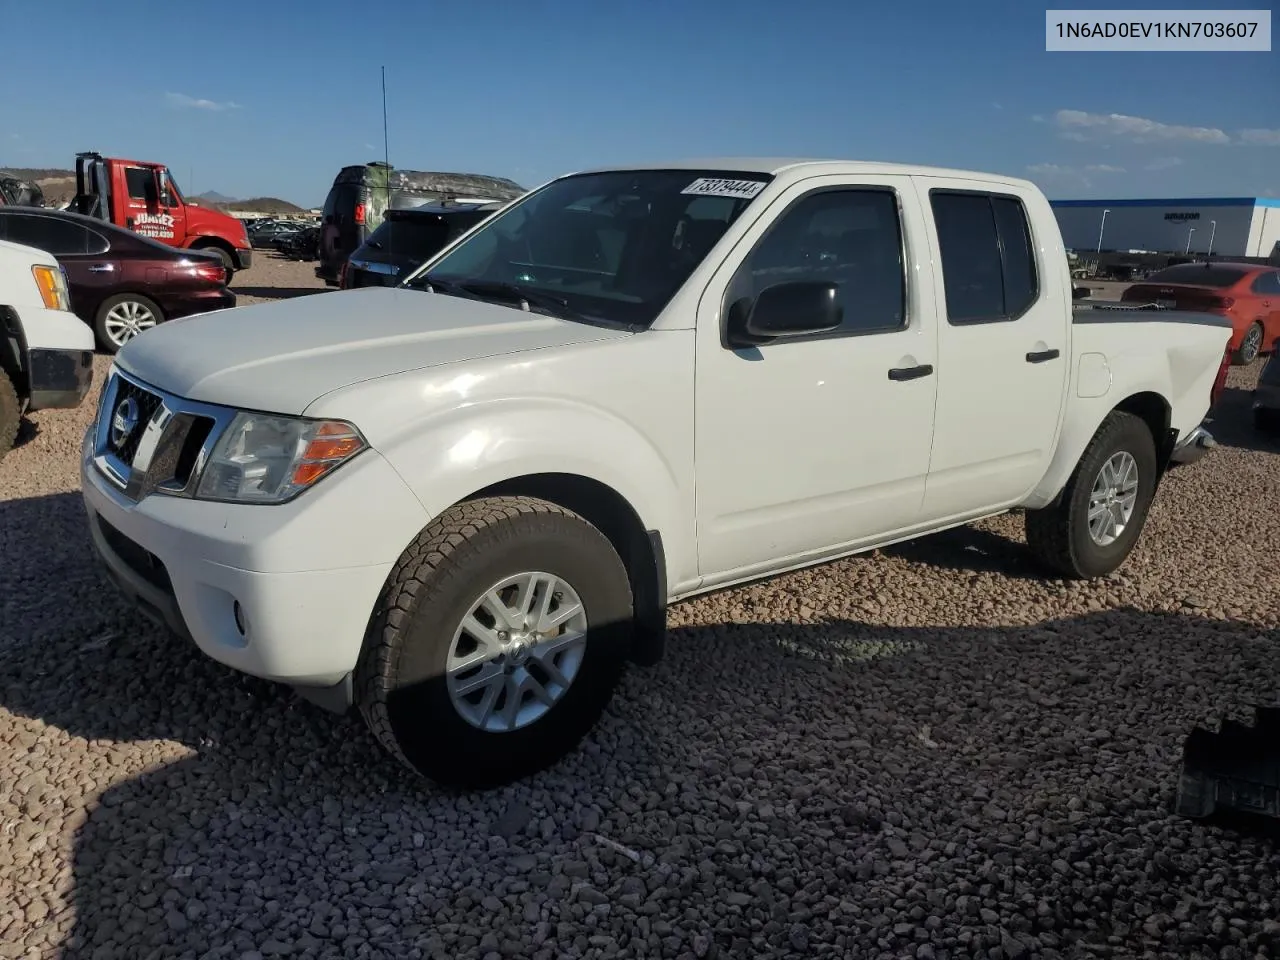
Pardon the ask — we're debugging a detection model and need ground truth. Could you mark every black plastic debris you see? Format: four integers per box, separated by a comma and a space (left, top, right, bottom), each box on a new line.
1175, 705, 1280, 821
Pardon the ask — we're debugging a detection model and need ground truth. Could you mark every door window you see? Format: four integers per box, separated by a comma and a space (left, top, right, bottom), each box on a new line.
930, 191, 1040, 324
124, 167, 155, 201
725, 187, 907, 339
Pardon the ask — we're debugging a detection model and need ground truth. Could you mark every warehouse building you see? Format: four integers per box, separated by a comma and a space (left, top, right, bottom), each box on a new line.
1050, 197, 1280, 259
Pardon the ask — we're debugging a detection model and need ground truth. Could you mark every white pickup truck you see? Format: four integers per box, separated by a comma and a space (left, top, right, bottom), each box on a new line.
80, 160, 1231, 787
1, 239, 96, 458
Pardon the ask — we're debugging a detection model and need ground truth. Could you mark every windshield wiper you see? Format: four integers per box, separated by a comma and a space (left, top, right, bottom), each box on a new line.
417, 276, 637, 331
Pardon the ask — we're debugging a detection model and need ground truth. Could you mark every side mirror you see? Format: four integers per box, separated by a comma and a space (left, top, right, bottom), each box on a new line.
743, 280, 843, 341
1072, 285, 1091, 300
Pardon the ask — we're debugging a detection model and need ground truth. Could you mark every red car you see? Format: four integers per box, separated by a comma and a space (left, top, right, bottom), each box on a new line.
0, 206, 235, 353
1122, 262, 1280, 366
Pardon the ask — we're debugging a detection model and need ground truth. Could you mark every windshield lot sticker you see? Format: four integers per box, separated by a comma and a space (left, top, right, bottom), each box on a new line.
680, 178, 768, 200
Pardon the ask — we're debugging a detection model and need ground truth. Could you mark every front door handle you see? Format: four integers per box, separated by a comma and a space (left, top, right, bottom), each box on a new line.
88, 264, 114, 273
887, 364, 934, 381
1026, 348, 1061, 363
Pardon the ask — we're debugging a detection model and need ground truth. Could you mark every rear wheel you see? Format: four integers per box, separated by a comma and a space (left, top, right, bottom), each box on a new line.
0, 369, 20, 460
1234, 322, 1264, 366
355, 496, 634, 788
1025, 411, 1158, 579
94, 293, 163, 354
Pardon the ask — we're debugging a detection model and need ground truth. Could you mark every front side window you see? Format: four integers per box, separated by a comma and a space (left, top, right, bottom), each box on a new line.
413, 169, 773, 328
930, 190, 1040, 324
124, 167, 154, 201
724, 187, 907, 340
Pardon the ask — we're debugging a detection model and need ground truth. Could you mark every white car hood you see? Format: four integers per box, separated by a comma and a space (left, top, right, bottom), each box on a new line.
115, 287, 632, 414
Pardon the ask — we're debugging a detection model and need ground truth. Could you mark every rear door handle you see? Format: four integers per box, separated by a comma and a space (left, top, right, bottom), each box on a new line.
1026, 349, 1060, 363
887, 364, 934, 381
88, 264, 114, 273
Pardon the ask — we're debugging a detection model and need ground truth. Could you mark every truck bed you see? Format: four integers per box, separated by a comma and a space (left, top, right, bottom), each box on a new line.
1072, 303, 1233, 330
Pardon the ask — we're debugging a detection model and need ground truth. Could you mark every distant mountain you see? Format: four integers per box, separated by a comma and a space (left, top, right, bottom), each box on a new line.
221, 197, 307, 214
194, 190, 237, 203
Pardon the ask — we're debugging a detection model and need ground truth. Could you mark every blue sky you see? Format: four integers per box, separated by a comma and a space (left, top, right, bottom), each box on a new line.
2, 0, 1276, 206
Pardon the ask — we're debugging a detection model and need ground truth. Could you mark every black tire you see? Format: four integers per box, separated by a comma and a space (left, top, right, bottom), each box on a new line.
201, 245, 235, 278
0, 369, 19, 460
93, 293, 164, 354
1025, 411, 1158, 579
1234, 322, 1264, 366
1255, 407, 1280, 434
355, 495, 634, 789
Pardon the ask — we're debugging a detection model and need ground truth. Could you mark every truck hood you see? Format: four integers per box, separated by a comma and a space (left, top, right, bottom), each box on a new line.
114, 287, 633, 415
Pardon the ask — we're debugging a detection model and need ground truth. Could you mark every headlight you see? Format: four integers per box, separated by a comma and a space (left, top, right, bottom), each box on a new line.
31, 264, 72, 312
195, 412, 367, 504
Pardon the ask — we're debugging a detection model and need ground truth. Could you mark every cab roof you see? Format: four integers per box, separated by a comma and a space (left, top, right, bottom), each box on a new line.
565, 157, 1036, 189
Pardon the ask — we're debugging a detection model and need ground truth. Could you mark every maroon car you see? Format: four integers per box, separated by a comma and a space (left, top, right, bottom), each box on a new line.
0, 206, 236, 353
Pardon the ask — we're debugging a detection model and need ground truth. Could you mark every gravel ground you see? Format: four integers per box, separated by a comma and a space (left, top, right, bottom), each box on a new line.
2, 257, 1279, 960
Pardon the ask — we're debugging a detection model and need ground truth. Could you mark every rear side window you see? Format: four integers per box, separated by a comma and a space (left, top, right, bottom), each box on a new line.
1147, 264, 1246, 287
365, 217, 451, 261
0, 213, 108, 255
1249, 270, 1280, 295
930, 190, 1040, 324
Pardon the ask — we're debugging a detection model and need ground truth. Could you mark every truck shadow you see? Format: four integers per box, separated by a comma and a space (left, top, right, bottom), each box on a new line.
1207, 386, 1280, 455
879, 523, 1045, 581
3, 491, 1279, 958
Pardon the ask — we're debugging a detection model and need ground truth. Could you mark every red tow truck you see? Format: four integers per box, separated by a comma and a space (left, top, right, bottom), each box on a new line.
66, 152, 252, 276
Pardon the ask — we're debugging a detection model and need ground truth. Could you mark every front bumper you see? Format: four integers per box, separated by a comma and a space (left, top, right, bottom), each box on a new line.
232, 247, 253, 271
1169, 423, 1217, 465
80, 421, 431, 703
28, 347, 94, 411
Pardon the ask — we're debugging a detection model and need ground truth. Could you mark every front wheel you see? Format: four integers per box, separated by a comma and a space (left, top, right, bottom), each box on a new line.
94, 293, 164, 354
1025, 411, 1158, 579
355, 496, 634, 788
0, 369, 20, 460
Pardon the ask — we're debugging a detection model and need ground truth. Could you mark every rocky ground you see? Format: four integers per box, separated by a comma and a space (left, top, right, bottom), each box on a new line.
1, 256, 1278, 959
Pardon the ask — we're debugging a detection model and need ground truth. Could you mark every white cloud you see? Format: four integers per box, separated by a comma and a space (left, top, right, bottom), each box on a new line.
1031, 114, 1046, 123
165, 91, 240, 111
1052, 109, 1230, 144
1026, 162, 1125, 190
992, 102, 1004, 111
1144, 156, 1184, 171
1239, 128, 1280, 146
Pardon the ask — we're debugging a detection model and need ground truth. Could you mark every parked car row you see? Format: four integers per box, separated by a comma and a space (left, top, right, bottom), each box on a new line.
316, 162, 524, 285
0, 206, 234, 353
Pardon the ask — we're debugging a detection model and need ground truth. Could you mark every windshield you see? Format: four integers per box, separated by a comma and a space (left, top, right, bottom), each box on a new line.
163, 171, 186, 206
1144, 264, 1247, 288
407, 169, 773, 328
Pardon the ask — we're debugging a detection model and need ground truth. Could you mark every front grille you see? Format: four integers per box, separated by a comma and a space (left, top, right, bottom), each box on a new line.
110, 378, 164, 465
96, 515, 174, 595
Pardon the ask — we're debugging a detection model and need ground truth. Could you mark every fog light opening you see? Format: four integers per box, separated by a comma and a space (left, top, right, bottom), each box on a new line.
233, 600, 247, 637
